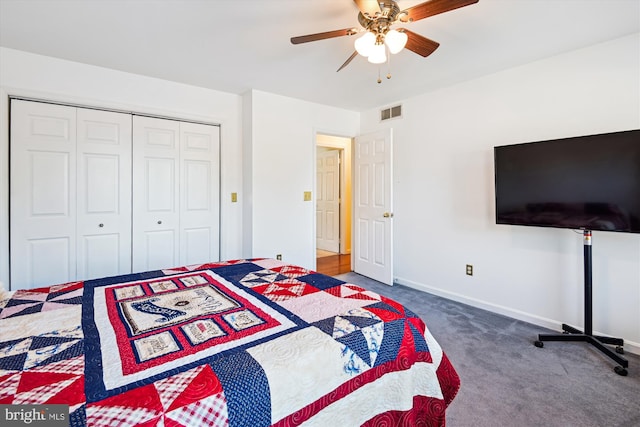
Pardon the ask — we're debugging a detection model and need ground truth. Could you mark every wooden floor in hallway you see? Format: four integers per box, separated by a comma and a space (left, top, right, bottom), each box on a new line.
316, 253, 351, 276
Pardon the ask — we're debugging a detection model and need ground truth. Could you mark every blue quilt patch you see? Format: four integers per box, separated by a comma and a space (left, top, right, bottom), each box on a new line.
209, 350, 271, 427
297, 273, 344, 290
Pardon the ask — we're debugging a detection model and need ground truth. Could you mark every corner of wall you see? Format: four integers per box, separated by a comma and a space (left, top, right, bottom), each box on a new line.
241, 91, 254, 258
0, 88, 10, 288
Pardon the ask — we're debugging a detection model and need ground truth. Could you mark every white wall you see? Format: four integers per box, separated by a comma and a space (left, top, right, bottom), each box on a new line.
243, 90, 359, 269
360, 33, 640, 353
0, 47, 244, 288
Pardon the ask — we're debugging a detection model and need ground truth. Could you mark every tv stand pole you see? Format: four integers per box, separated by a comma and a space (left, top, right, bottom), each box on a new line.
534, 230, 629, 376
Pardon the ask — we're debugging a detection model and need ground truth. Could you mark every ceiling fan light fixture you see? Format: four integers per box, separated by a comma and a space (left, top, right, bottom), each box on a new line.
355, 31, 376, 57
385, 29, 408, 54
290, 0, 480, 75
367, 43, 387, 64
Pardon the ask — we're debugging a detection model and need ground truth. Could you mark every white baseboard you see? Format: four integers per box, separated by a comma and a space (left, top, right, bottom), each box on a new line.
394, 276, 640, 357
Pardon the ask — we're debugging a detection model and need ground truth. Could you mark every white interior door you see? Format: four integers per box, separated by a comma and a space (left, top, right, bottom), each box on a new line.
10, 100, 77, 290
77, 108, 132, 280
316, 149, 340, 253
132, 116, 180, 271
353, 129, 393, 285
179, 122, 220, 265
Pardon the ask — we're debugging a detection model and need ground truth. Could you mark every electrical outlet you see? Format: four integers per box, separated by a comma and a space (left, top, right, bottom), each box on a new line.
276, 254, 282, 261
466, 264, 473, 276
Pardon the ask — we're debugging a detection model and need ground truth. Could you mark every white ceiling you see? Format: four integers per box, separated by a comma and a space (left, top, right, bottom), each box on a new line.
1, 0, 639, 111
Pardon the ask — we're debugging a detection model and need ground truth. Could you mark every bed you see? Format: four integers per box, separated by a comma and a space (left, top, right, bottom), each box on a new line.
0, 258, 460, 426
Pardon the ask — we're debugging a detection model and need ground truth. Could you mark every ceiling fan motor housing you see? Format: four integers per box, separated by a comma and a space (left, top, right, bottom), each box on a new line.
358, 0, 404, 37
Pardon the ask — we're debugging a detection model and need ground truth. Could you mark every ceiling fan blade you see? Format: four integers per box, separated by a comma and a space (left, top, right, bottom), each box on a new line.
353, 0, 382, 17
402, 29, 440, 57
337, 51, 358, 72
291, 28, 358, 45
400, 0, 479, 22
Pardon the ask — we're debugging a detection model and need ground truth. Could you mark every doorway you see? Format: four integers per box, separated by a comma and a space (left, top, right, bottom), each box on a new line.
315, 134, 352, 275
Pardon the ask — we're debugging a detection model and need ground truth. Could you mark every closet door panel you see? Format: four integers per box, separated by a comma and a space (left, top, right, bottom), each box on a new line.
133, 116, 180, 272
77, 108, 132, 280
146, 158, 176, 211
184, 160, 210, 210
183, 227, 211, 265
80, 234, 121, 279
145, 230, 177, 270
180, 122, 220, 265
31, 151, 71, 216
10, 100, 77, 290
84, 154, 119, 212
27, 238, 72, 287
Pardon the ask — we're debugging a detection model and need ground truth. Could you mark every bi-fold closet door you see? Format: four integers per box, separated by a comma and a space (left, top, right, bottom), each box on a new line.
10, 99, 220, 290
10, 100, 132, 289
132, 115, 220, 272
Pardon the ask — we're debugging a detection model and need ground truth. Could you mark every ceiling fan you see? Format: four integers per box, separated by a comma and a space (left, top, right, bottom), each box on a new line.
291, 0, 479, 74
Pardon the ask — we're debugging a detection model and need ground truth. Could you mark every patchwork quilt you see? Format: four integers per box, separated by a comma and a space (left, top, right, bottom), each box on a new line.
0, 259, 460, 426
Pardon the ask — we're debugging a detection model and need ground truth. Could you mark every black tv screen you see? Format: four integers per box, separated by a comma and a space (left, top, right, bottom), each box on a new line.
494, 129, 640, 233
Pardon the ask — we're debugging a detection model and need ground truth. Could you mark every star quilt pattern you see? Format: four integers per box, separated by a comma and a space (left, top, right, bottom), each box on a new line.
0, 259, 460, 426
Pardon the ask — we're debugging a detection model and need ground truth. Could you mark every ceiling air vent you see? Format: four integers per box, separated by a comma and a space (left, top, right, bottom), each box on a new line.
380, 104, 402, 121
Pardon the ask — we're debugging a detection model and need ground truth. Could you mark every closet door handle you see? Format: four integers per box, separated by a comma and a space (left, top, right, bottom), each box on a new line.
157, 220, 162, 225
99, 223, 104, 228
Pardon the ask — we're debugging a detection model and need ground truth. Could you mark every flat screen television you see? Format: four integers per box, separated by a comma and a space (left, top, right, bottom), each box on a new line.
494, 129, 640, 234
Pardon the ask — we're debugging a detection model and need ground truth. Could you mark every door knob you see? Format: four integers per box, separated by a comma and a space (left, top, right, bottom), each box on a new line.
98, 223, 104, 228
157, 220, 162, 225
383, 212, 394, 218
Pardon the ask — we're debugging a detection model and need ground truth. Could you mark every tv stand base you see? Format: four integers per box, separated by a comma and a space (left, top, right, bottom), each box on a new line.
535, 323, 628, 376
533, 230, 629, 377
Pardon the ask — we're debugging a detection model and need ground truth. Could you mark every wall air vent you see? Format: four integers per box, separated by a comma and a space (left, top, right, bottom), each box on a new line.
380, 104, 402, 121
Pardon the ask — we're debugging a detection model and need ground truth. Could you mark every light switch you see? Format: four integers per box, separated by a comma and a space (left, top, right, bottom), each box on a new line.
231, 192, 238, 203
304, 191, 312, 201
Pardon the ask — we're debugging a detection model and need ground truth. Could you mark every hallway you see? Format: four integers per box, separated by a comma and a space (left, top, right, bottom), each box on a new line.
315, 252, 351, 276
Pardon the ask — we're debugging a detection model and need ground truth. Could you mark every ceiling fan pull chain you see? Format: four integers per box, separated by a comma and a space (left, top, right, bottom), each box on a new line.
387, 45, 392, 80
377, 66, 382, 84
